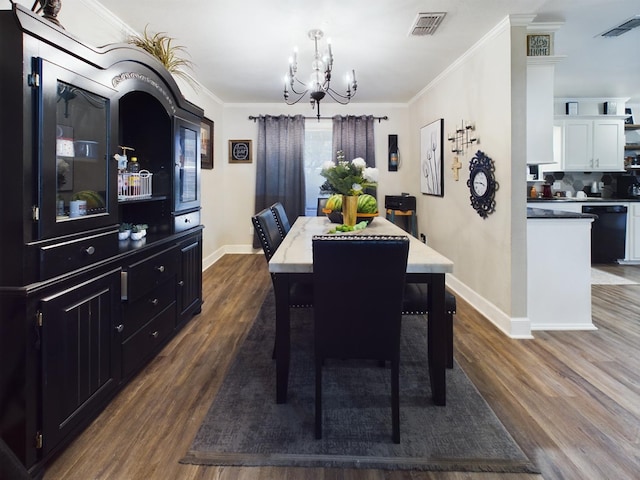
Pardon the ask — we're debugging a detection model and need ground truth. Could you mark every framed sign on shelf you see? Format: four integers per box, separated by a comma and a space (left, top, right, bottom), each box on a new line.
527, 34, 552, 56
420, 119, 444, 196
200, 117, 214, 169
229, 139, 252, 163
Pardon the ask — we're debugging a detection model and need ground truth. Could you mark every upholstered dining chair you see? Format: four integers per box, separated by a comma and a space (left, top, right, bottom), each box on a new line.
312, 234, 409, 444
252, 207, 283, 261
252, 208, 313, 357
270, 202, 291, 239
402, 283, 456, 369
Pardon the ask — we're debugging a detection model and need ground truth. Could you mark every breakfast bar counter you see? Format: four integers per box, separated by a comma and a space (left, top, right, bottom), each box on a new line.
527, 208, 596, 330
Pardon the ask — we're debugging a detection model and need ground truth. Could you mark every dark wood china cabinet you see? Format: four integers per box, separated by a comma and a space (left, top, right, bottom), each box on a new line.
0, 5, 204, 478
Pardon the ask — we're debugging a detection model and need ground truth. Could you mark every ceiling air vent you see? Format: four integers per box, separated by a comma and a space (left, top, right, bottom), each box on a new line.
601, 14, 640, 37
410, 12, 446, 36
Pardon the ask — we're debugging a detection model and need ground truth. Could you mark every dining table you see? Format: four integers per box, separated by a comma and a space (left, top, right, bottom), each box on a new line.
268, 216, 454, 406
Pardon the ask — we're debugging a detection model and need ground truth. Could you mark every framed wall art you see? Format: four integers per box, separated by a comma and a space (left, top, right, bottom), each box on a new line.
420, 119, 444, 196
229, 139, 252, 163
200, 117, 214, 169
526, 34, 552, 56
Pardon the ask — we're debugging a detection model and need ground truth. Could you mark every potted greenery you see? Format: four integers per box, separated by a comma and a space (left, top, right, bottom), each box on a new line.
118, 222, 132, 240
128, 27, 197, 88
130, 223, 148, 241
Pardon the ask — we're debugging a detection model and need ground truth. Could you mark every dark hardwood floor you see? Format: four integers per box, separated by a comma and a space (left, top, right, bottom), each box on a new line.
44, 256, 640, 480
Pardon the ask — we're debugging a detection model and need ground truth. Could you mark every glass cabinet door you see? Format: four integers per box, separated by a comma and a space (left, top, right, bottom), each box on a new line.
174, 118, 201, 213
38, 59, 117, 239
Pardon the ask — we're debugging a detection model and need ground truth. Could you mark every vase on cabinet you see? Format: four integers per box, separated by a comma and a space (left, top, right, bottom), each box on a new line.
342, 195, 358, 226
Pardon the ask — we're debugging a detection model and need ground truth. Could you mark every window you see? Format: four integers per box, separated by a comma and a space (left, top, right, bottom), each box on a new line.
304, 122, 333, 216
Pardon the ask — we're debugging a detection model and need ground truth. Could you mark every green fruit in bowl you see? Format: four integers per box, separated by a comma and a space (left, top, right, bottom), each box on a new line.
325, 194, 343, 211
357, 194, 377, 213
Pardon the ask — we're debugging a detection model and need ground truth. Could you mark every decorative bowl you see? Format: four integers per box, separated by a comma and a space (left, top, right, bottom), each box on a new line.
322, 208, 378, 225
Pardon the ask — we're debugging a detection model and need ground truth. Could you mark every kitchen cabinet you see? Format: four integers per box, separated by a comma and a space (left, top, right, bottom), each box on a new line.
526, 56, 564, 164
0, 4, 204, 478
527, 200, 640, 264
556, 117, 625, 171
527, 210, 595, 330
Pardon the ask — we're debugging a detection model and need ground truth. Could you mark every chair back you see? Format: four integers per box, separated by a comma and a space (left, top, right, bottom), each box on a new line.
270, 202, 291, 238
312, 235, 409, 360
252, 208, 283, 261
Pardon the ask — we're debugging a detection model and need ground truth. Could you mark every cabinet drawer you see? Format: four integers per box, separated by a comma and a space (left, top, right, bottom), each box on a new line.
124, 246, 178, 301
39, 230, 118, 280
123, 278, 175, 338
174, 210, 200, 233
121, 302, 176, 378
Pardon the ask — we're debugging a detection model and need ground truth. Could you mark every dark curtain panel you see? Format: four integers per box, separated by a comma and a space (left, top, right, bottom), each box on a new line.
254, 114, 305, 247
332, 115, 376, 167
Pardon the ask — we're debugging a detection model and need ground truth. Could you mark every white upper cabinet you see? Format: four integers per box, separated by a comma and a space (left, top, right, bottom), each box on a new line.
526, 57, 564, 165
557, 117, 625, 171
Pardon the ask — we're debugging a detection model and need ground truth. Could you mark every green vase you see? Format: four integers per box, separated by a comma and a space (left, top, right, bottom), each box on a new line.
342, 195, 358, 226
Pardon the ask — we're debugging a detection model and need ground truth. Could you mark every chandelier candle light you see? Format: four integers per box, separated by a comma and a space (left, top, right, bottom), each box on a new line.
284, 29, 357, 120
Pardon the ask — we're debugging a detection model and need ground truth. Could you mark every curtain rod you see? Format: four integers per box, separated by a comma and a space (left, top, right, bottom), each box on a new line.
248, 115, 388, 123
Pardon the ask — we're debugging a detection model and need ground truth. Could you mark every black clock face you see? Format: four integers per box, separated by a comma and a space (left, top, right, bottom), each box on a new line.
467, 151, 498, 218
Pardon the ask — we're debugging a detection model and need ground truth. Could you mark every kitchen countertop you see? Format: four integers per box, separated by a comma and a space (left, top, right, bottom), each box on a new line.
527, 207, 597, 219
528, 197, 640, 203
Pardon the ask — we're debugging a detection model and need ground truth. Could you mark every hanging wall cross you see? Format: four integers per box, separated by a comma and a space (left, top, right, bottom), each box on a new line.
451, 156, 462, 181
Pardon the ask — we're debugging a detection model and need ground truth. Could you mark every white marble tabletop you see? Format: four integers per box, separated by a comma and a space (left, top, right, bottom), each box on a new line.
269, 216, 454, 274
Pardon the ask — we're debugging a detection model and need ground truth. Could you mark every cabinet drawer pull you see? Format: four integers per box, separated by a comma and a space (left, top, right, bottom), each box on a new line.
178, 280, 185, 287
115, 324, 124, 333
150, 330, 159, 339
149, 298, 159, 306
85, 246, 96, 255
184, 218, 191, 223
155, 265, 165, 273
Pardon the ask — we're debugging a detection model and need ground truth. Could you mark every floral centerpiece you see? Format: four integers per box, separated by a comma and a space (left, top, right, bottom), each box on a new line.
320, 151, 379, 225
320, 151, 379, 196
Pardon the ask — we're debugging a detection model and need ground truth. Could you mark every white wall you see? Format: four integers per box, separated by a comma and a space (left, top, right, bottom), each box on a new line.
218, 103, 410, 255
407, 17, 530, 337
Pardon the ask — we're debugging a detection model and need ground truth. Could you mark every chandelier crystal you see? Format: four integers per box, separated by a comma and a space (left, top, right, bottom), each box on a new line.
284, 29, 357, 120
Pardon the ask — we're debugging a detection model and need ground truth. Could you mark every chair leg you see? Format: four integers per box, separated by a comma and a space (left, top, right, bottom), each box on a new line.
315, 358, 323, 440
446, 311, 453, 368
445, 292, 456, 369
391, 359, 400, 444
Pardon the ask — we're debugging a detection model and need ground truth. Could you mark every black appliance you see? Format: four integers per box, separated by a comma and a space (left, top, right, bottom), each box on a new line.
616, 175, 640, 199
385, 195, 416, 211
582, 205, 627, 263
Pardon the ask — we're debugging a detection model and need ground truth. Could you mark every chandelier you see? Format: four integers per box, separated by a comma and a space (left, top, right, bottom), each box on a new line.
284, 29, 357, 119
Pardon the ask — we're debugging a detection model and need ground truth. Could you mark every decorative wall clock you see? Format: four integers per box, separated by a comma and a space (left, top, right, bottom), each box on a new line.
467, 150, 498, 218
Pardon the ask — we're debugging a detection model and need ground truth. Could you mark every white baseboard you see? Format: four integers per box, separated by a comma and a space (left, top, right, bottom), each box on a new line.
531, 323, 597, 331
203, 245, 259, 271
446, 275, 534, 339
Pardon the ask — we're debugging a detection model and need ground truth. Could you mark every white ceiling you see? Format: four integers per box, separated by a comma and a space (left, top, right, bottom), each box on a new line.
58, 0, 640, 104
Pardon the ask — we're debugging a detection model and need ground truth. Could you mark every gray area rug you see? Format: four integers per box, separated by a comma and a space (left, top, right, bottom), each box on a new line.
181, 291, 539, 473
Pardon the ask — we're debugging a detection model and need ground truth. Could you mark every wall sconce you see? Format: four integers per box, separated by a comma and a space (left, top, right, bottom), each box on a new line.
388, 134, 399, 171
447, 120, 477, 155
